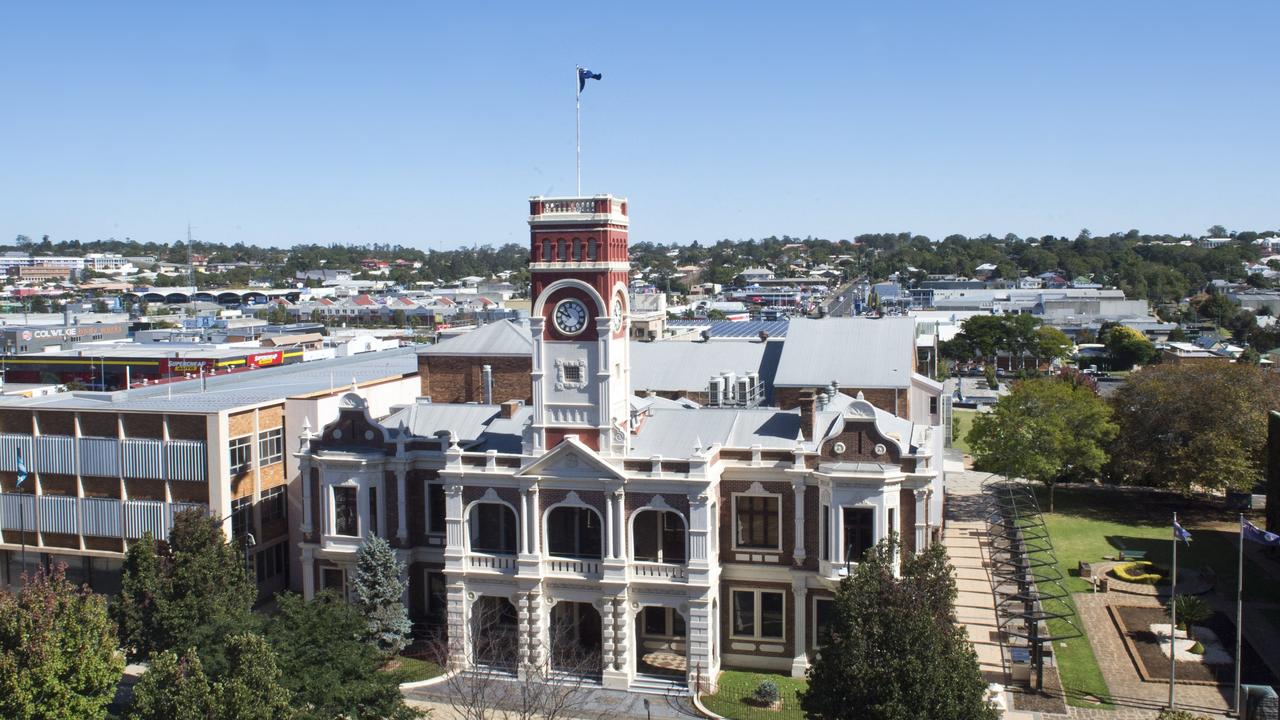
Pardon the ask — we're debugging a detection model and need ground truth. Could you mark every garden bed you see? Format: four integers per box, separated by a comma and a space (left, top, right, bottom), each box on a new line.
1107, 605, 1277, 688
701, 671, 807, 720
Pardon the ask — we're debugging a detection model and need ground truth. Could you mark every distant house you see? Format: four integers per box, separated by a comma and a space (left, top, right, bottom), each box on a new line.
295, 269, 353, 285
974, 262, 999, 278
738, 267, 775, 283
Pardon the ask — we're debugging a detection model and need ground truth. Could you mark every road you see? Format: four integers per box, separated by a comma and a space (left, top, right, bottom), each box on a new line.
824, 281, 859, 316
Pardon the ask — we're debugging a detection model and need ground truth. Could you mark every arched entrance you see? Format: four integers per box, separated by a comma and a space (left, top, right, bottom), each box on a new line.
470, 595, 518, 671
549, 601, 603, 678
634, 605, 687, 678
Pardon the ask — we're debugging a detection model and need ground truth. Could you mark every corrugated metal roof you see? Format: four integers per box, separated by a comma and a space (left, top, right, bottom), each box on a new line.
773, 318, 915, 388
629, 341, 775, 393
421, 319, 532, 357
385, 402, 502, 443
630, 407, 802, 457
5, 347, 419, 413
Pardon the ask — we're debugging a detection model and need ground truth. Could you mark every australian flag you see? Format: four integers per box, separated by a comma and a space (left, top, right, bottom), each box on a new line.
1173, 519, 1192, 545
578, 67, 602, 93
1243, 519, 1280, 547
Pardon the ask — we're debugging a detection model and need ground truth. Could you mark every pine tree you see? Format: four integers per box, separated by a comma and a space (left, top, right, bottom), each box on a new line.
213, 634, 295, 720
801, 538, 995, 720
0, 563, 125, 720
351, 536, 411, 655
112, 510, 259, 676
127, 649, 214, 720
114, 531, 164, 660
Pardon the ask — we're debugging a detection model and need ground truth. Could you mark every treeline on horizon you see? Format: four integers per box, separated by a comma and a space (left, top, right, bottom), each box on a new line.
9, 225, 1280, 304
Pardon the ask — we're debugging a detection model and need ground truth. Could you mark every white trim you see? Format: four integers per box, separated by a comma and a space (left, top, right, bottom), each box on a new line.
541, 493, 605, 560
628, 501, 688, 564
728, 587, 786, 643
811, 595, 834, 650
463, 495, 520, 554
730, 490, 783, 553
532, 278, 606, 317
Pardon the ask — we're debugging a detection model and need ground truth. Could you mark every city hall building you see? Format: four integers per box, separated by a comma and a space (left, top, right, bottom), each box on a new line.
297, 195, 946, 692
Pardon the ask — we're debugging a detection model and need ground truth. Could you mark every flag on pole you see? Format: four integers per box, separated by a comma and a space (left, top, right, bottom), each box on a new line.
1173, 519, 1192, 545
578, 67, 603, 93
16, 448, 27, 487
1243, 518, 1280, 547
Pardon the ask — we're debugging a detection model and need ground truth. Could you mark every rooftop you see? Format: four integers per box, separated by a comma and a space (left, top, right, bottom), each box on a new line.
4, 346, 419, 413
773, 318, 915, 388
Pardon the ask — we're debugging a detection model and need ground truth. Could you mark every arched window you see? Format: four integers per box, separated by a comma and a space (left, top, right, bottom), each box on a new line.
468, 502, 517, 554
547, 506, 602, 559
571, 238, 582, 261
542, 239, 552, 262
585, 239, 597, 261
556, 239, 566, 262
632, 509, 686, 563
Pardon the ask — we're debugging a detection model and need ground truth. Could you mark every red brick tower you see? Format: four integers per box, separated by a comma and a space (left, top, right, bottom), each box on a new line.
527, 195, 631, 455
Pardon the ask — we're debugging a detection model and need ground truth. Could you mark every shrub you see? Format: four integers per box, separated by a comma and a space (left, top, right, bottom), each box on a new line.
752, 680, 781, 706
1166, 594, 1212, 635
1111, 561, 1162, 584
1157, 709, 1212, 720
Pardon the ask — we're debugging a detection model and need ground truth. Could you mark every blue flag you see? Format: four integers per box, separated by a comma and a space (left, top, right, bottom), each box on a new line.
15, 448, 27, 487
578, 67, 602, 93
1173, 519, 1191, 545
1243, 519, 1280, 547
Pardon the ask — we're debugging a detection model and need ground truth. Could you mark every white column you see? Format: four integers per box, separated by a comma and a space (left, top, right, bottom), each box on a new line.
518, 486, 530, 555
791, 479, 806, 563
611, 488, 626, 560
395, 467, 408, 543
604, 488, 615, 559
300, 545, 315, 600
527, 484, 540, 555
914, 488, 929, 553
790, 577, 808, 677
299, 457, 313, 534
444, 484, 465, 551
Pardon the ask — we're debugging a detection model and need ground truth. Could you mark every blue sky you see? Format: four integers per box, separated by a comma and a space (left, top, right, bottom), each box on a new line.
1, 2, 1276, 250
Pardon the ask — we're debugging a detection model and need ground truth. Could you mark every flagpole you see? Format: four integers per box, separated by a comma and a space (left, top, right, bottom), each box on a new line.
575, 65, 582, 196
1169, 511, 1178, 710
1233, 513, 1244, 717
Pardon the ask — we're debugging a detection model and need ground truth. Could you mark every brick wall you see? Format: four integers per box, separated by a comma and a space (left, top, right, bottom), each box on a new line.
35, 411, 74, 435
121, 413, 163, 439
720, 579, 795, 659
228, 411, 255, 438
166, 414, 206, 440
775, 386, 909, 420
78, 412, 116, 437
419, 354, 532, 404
718, 478, 796, 566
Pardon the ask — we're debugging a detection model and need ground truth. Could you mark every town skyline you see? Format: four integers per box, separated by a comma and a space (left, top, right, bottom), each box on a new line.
2, 2, 1277, 250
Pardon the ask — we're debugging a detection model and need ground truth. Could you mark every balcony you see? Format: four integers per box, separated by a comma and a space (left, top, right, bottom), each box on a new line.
630, 562, 687, 582
543, 557, 602, 578
0, 492, 206, 542
467, 552, 517, 575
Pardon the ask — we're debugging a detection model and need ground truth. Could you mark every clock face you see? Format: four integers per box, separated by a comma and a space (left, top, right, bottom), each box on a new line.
553, 298, 589, 336
612, 297, 625, 332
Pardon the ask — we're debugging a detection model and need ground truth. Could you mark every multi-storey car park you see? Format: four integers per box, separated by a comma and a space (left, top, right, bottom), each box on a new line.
297, 194, 947, 694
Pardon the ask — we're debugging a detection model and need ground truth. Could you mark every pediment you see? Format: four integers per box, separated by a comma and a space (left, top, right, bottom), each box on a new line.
517, 436, 625, 480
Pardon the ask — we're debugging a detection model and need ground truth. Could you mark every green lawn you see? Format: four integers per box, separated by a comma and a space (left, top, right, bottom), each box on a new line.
951, 408, 977, 453
702, 670, 807, 720
384, 655, 443, 684
1024, 485, 1277, 708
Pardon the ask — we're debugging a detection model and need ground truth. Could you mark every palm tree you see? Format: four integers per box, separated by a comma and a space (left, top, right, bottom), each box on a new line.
1166, 594, 1212, 640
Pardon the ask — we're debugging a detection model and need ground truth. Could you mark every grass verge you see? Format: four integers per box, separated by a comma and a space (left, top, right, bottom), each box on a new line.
701, 670, 807, 720
385, 655, 443, 684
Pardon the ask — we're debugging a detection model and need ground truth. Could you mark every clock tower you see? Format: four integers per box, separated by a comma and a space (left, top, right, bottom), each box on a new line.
527, 195, 632, 456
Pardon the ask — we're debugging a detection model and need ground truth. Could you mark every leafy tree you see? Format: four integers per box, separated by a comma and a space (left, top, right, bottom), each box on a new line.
28, 295, 50, 313
352, 536, 411, 655
114, 531, 164, 659
801, 538, 996, 720
1167, 326, 1188, 343
1033, 326, 1072, 367
0, 563, 124, 720
127, 649, 214, 720
968, 376, 1117, 511
266, 592, 421, 720
113, 510, 258, 675
1108, 363, 1280, 493
213, 634, 295, 720
1101, 324, 1155, 370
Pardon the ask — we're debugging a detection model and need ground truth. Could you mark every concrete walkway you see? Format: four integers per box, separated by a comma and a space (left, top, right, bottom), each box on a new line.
942, 467, 1007, 685
403, 676, 700, 720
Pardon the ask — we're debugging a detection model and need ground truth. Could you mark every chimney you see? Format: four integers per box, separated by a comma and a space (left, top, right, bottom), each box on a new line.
500, 400, 522, 419
481, 364, 493, 404
798, 390, 818, 441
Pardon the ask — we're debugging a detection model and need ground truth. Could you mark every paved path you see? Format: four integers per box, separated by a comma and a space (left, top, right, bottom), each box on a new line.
404, 677, 700, 720
943, 467, 1007, 685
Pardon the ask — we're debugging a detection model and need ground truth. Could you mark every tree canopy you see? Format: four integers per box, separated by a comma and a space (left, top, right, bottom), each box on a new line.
967, 376, 1117, 510
0, 564, 124, 720
113, 511, 258, 675
351, 536, 412, 656
1108, 363, 1280, 493
801, 539, 995, 720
